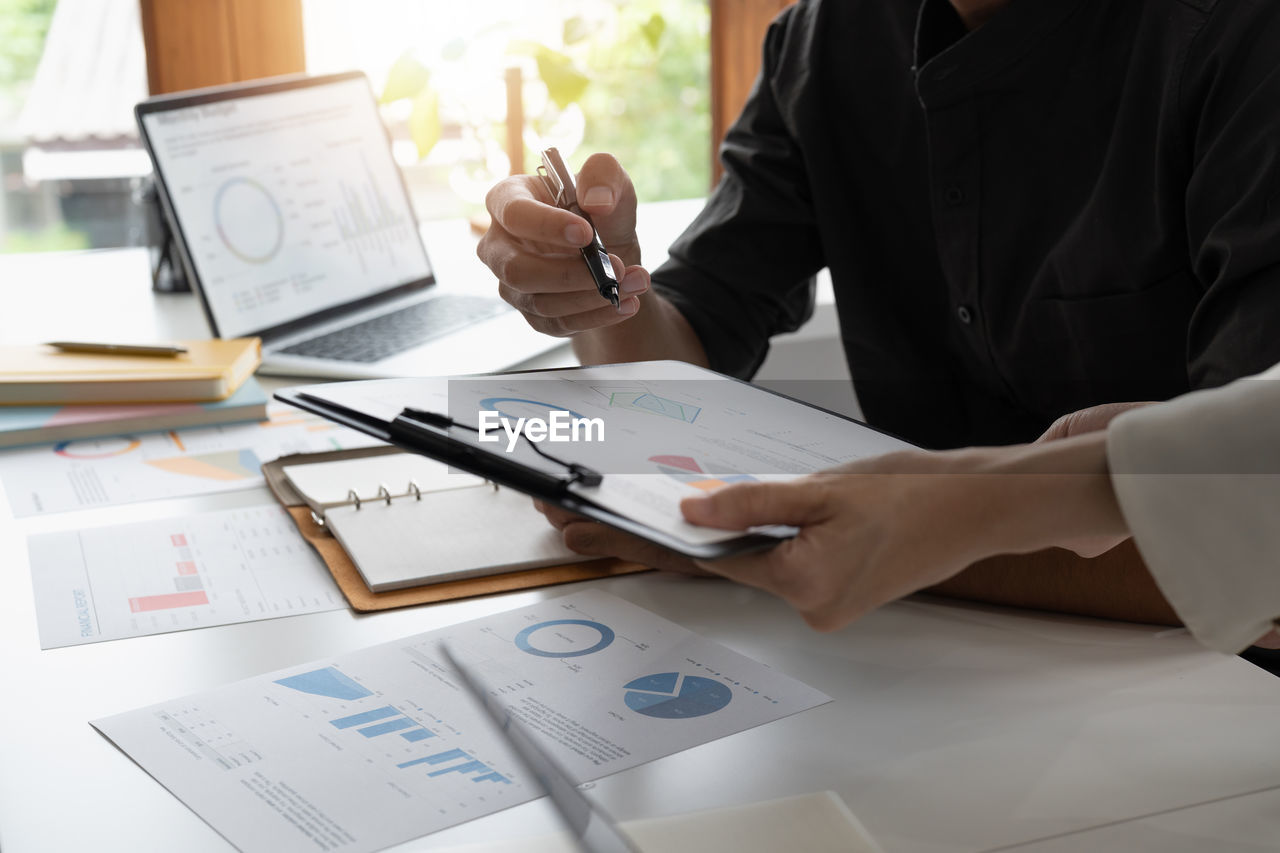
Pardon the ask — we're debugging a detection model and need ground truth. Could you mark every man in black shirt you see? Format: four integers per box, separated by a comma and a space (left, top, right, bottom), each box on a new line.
477, 0, 1280, 619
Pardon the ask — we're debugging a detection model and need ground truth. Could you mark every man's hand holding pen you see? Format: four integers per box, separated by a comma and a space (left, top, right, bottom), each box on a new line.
478, 152, 651, 337
537, 147, 622, 310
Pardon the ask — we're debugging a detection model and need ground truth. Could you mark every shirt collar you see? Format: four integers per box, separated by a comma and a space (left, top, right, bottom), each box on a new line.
913, 0, 1088, 106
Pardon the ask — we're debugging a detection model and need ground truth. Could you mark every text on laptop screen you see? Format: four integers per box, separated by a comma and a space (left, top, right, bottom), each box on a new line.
142, 77, 433, 338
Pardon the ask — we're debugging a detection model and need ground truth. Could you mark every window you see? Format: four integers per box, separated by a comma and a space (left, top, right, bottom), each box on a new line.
0, 0, 710, 252
303, 0, 710, 220
0, 0, 149, 253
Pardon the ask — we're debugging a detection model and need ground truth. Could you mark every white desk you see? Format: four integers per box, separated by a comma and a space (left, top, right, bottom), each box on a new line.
0, 198, 857, 416
2, 209, 1278, 853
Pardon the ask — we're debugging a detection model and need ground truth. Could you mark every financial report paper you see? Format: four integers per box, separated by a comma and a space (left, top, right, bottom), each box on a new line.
93, 590, 830, 853
28, 504, 344, 648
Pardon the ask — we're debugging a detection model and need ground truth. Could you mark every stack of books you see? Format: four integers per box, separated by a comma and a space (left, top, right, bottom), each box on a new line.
0, 339, 266, 449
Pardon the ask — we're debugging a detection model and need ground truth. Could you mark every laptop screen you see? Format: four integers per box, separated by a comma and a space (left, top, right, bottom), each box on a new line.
139, 74, 433, 339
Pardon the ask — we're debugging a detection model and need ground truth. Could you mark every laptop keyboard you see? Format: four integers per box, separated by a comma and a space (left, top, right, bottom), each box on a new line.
279, 295, 510, 363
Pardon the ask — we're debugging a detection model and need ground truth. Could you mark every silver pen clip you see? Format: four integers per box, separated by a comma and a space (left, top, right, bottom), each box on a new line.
537, 147, 577, 209
535, 146, 621, 310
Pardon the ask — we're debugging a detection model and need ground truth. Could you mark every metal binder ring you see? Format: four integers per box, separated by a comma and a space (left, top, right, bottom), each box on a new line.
346, 489, 362, 510
376, 483, 393, 505
407, 480, 422, 500
309, 509, 326, 528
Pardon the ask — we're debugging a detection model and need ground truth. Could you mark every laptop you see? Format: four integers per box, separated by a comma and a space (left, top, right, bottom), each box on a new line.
136, 71, 559, 379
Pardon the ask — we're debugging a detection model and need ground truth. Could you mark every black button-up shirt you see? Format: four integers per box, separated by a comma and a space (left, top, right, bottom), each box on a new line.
651, 0, 1280, 449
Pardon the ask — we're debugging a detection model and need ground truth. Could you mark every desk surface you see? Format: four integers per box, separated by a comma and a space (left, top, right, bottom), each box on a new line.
0, 199, 708, 355
2, 209, 1279, 853
4, 558, 1280, 853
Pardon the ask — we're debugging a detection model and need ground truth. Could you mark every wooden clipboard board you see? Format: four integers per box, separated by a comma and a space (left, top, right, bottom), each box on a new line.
262, 446, 650, 612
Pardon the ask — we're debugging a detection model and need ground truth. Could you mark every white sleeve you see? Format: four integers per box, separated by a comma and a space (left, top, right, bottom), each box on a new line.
1106, 364, 1280, 653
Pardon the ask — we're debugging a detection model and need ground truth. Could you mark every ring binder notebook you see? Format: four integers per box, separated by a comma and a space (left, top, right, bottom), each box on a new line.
268, 449, 605, 594
309, 478, 497, 527
261, 447, 645, 611
309, 483, 421, 526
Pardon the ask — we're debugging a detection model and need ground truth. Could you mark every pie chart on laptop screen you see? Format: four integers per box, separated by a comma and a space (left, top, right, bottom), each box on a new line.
623, 672, 732, 719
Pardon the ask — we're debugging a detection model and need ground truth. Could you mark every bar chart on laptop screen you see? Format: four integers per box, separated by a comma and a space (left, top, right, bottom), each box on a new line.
142, 77, 431, 337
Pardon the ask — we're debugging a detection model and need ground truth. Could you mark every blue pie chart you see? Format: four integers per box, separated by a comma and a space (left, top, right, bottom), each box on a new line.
623, 672, 732, 719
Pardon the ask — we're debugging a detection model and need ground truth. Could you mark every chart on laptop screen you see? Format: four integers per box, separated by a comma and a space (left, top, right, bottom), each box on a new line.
141, 76, 432, 337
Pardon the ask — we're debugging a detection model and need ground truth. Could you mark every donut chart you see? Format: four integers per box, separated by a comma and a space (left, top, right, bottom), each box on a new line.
214, 177, 285, 264
514, 619, 615, 658
54, 437, 141, 459
477, 398, 588, 422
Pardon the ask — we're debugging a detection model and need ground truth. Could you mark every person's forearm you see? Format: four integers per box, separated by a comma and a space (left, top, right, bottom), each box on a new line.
924, 433, 1179, 625
970, 431, 1129, 554
571, 290, 710, 367
928, 542, 1181, 625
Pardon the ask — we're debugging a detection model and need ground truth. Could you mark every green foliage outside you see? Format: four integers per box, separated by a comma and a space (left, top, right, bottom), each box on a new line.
0, 0, 90, 254
380, 0, 710, 202
2, 224, 91, 253
574, 1, 711, 200
0, 0, 57, 89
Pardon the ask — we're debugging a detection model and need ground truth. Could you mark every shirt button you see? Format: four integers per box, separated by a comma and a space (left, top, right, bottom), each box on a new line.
944, 185, 965, 206
957, 305, 973, 325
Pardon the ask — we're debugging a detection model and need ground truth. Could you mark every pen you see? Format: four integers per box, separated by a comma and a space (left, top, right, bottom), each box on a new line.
45, 341, 189, 357
537, 147, 621, 309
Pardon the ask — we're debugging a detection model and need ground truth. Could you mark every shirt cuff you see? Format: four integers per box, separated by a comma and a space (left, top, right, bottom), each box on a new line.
1106, 367, 1280, 654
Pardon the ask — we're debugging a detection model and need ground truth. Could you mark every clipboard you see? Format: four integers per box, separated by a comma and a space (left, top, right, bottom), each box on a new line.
274, 361, 916, 560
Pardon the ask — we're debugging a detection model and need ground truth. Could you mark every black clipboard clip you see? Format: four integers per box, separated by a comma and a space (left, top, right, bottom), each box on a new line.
392, 407, 603, 494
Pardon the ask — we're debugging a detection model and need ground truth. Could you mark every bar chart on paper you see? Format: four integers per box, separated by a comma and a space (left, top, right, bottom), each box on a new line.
28, 504, 344, 648
271, 665, 517, 787
287, 686, 513, 785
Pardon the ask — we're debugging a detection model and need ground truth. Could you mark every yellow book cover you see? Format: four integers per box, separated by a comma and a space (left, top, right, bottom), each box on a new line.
0, 338, 261, 405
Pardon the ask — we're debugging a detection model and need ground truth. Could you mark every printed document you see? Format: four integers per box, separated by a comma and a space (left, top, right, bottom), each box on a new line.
93, 590, 830, 853
0, 404, 381, 517
29, 504, 343, 648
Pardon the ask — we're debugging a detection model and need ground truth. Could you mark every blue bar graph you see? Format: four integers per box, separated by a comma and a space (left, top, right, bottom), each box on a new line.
428, 759, 489, 777
274, 667, 372, 701
472, 772, 512, 785
400, 728, 435, 742
330, 705, 399, 729
397, 756, 434, 769
396, 748, 512, 784
358, 718, 416, 738
397, 748, 469, 769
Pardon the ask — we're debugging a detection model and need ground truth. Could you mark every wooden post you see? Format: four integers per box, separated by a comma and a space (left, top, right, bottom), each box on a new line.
504, 66, 525, 175
139, 0, 305, 95
709, 0, 794, 185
